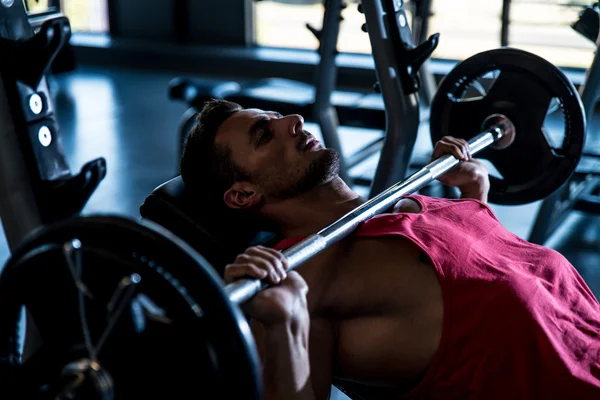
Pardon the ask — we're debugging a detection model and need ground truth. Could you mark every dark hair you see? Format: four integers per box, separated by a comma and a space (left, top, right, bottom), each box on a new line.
180, 99, 249, 205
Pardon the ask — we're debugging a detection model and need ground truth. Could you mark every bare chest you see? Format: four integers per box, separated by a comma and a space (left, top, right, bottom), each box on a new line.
312, 236, 439, 315
301, 236, 444, 389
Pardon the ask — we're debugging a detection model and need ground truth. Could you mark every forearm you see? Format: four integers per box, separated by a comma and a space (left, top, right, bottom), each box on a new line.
262, 324, 315, 400
459, 176, 490, 203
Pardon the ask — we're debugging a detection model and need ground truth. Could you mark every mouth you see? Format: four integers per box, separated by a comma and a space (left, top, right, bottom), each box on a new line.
303, 138, 314, 151
301, 135, 319, 151
306, 140, 320, 151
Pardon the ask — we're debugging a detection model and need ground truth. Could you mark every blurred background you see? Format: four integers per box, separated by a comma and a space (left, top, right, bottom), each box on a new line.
25, 0, 596, 68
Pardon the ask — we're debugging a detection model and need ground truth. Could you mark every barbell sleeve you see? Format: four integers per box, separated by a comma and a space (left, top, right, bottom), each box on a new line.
225, 125, 506, 305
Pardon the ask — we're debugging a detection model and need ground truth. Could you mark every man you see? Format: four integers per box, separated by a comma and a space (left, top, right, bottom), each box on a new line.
180, 99, 600, 400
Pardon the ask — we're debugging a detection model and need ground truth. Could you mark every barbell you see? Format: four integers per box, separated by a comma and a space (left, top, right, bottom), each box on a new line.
0, 48, 586, 399
226, 115, 516, 304
228, 47, 588, 303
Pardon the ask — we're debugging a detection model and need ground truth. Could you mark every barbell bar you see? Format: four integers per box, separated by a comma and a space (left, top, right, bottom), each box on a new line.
225, 114, 516, 304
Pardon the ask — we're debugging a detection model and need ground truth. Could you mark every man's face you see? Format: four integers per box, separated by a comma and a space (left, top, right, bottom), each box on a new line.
216, 108, 339, 205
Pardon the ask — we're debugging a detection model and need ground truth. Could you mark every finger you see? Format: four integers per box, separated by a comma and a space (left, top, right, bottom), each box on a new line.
233, 253, 282, 284
454, 138, 471, 160
431, 140, 466, 161
258, 247, 290, 272
224, 263, 268, 283
443, 137, 469, 161
430, 140, 452, 161
247, 247, 288, 280
429, 144, 442, 162
249, 255, 283, 284
253, 245, 286, 260
247, 246, 286, 271
237, 249, 281, 267
256, 245, 286, 260
449, 142, 467, 161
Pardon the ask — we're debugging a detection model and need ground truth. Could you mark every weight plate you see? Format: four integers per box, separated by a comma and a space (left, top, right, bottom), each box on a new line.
430, 48, 586, 205
0, 215, 261, 399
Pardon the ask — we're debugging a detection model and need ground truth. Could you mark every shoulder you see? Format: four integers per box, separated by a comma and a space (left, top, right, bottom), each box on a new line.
391, 197, 423, 214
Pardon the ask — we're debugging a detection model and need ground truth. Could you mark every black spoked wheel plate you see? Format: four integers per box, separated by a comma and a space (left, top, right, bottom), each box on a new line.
430, 48, 586, 205
0, 215, 261, 399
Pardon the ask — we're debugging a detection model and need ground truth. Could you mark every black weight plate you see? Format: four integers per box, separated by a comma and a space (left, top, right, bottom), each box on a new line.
430, 48, 586, 205
0, 215, 261, 400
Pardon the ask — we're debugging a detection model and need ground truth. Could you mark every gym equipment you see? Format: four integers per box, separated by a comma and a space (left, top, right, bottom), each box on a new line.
169, 0, 438, 197
572, 2, 600, 128
1, 44, 586, 399
527, 4, 600, 245
0, 216, 260, 399
142, 46, 586, 299
409, 0, 437, 107
360, 0, 438, 197
138, 169, 280, 274
501, 0, 511, 47
27, 8, 77, 76
0, 0, 105, 375
6, 102, 556, 398
430, 48, 586, 205
310, 0, 349, 182
226, 122, 516, 302
571, 2, 599, 43
0, 1, 586, 399
0, 2, 105, 249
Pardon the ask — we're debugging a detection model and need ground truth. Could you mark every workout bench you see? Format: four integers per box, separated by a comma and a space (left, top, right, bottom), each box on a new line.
140, 176, 281, 275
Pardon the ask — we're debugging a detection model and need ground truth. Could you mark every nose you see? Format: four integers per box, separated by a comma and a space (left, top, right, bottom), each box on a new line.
287, 114, 304, 137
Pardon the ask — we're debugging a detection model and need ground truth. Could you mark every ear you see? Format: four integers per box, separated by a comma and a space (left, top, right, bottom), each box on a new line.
223, 181, 262, 210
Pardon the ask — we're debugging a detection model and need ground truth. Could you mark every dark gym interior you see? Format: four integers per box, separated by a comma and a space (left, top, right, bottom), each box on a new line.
1, 1, 599, 399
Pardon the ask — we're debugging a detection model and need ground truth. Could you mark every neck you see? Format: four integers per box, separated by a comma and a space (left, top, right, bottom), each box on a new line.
261, 177, 365, 238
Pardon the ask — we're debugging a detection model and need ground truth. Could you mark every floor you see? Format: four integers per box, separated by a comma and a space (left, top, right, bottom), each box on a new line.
1, 65, 599, 400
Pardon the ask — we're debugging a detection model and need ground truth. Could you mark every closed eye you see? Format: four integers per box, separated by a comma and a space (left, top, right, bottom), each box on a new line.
249, 117, 269, 146
256, 127, 273, 146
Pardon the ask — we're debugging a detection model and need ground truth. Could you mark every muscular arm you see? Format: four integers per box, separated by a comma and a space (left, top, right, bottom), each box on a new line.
252, 316, 335, 400
252, 320, 315, 400
224, 247, 334, 399
455, 164, 490, 203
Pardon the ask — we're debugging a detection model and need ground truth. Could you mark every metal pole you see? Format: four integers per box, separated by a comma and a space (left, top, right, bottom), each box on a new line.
501, 0, 511, 47
362, 0, 421, 198
579, 35, 600, 129
414, 0, 436, 107
226, 125, 507, 304
312, 0, 350, 183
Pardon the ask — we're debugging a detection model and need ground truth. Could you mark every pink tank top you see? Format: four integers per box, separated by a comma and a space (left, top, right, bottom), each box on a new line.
273, 194, 600, 399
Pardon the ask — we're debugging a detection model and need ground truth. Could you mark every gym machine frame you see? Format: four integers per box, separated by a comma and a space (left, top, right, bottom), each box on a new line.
361, 0, 438, 197
0, 2, 106, 361
527, 4, 600, 245
323, 0, 438, 185
334, 0, 438, 182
